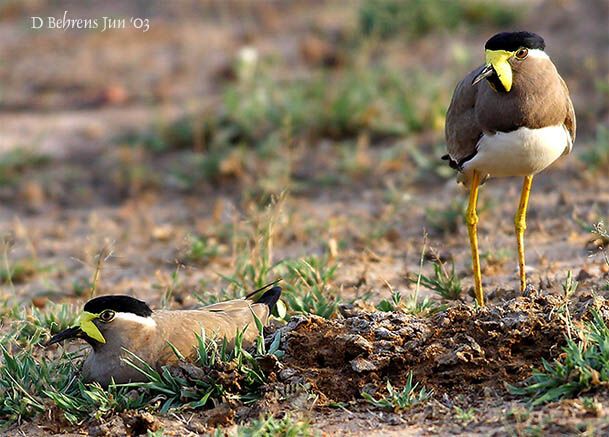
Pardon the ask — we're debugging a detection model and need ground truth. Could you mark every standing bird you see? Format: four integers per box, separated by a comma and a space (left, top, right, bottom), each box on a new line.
46, 282, 282, 386
443, 31, 575, 306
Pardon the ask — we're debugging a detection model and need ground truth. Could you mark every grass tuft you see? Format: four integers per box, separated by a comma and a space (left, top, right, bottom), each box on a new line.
376, 290, 444, 316
221, 413, 313, 437
362, 372, 432, 412
281, 257, 340, 319
408, 260, 463, 301
508, 309, 609, 405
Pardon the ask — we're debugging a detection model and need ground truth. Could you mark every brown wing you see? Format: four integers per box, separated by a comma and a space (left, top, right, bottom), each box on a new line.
561, 77, 576, 154
202, 298, 254, 312
152, 304, 270, 367
445, 65, 485, 167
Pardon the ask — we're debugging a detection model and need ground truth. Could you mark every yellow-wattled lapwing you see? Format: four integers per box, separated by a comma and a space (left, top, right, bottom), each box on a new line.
443, 31, 575, 306
46, 282, 281, 386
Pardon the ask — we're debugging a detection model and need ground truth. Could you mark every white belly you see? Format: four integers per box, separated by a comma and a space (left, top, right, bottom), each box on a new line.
462, 125, 572, 179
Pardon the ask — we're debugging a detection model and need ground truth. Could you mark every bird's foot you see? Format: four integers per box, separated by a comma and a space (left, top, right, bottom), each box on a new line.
522, 283, 537, 297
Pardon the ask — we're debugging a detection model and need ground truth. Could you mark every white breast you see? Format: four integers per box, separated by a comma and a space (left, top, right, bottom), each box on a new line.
462, 125, 572, 179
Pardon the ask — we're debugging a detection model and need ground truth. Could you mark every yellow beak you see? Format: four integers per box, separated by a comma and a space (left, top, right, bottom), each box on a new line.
77, 311, 106, 344
485, 49, 513, 92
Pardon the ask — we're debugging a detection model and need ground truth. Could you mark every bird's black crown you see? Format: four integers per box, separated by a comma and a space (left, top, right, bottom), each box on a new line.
84, 295, 153, 317
485, 31, 545, 52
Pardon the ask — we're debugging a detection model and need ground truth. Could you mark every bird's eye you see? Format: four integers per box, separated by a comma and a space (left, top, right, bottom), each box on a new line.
515, 48, 528, 59
99, 310, 115, 323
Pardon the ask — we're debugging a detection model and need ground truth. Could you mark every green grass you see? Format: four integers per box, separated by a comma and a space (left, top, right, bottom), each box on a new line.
425, 197, 493, 236
0, 257, 41, 285
43, 379, 149, 424
0, 302, 279, 426
184, 234, 221, 264
375, 290, 444, 316
579, 125, 609, 172
454, 406, 476, 423
362, 372, 432, 412
219, 413, 313, 437
425, 200, 466, 235
118, 327, 271, 414
359, 0, 521, 39
508, 309, 609, 405
408, 260, 463, 301
122, 60, 449, 193
0, 301, 79, 347
0, 148, 50, 187
481, 248, 513, 267
174, 66, 443, 146
280, 256, 342, 319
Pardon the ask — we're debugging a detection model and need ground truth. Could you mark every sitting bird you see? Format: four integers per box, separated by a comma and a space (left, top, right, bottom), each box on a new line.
46, 282, 282, 386
443, 31, 575, 306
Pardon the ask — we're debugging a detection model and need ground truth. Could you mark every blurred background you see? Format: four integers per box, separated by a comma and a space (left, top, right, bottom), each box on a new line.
0, 0, 607, 310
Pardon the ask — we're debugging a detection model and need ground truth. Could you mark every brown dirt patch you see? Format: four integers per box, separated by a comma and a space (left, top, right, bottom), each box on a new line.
277, 293, 608, 403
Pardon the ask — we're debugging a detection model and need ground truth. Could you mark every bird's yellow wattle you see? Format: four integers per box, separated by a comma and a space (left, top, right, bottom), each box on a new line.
78, 311, 106, 344
485, 49, 513, 92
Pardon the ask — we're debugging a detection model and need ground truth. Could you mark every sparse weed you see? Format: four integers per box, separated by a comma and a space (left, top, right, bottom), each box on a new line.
409, 260, 463, 301
481, 248, 513, 267
509, 309, 609, 405
556, 271, 578, 340
376, 290, 444, 316
362, 372, 432, 412
426, 197, 493, 235
0, 257, 40, 285
71, 277, 94, 297
454, 406, 476, 423
184, 234, 221, 264
157, 266, 182, 309
406, 141, 454, 181
226, 413, 313, 437
280, 257, 340, 319
425, 200, 466, 235
579, 125, 609, 172
505, 405, 530, 422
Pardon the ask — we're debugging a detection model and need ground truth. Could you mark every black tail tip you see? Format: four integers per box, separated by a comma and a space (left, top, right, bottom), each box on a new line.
255, 286, 282, 310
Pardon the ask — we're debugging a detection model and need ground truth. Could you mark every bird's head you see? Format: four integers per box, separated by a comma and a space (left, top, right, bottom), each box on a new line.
472, 31, 546, 93
46, 295, 154, 349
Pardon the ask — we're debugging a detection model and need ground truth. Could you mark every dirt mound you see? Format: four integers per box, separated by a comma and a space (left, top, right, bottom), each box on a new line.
276, 293, 608, 402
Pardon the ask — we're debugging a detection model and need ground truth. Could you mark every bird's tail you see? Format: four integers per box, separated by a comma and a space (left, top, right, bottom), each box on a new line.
254, 286, 282, 311
244, 279, 282, 310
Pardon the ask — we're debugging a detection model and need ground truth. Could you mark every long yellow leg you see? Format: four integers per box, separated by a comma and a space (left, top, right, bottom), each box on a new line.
466, 171, 484, 306
515, 176, 533, 293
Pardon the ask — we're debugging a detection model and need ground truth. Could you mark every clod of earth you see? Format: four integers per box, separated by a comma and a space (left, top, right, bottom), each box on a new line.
274, 293, 608, 403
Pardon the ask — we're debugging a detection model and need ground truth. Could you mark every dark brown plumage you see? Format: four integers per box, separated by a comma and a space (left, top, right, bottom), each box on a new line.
445, 56, 575, 169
